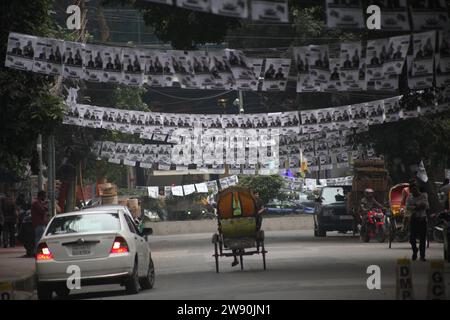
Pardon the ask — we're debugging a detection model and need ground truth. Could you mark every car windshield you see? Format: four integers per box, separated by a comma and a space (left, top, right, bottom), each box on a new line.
321, 187, 347, 205
46, 213, 121, 236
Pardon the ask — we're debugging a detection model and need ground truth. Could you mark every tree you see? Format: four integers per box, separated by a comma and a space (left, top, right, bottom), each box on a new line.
0, 1, 66, 181
103, 0, 241, 49
238, 175, 285, 205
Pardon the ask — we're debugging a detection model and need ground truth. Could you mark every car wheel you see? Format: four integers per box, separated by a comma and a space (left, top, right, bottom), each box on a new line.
37, 282, 53, 300
125, 260, 140, 294
139, 257, 155, 290
317, 226, 326, 237
54, 284, 70, 298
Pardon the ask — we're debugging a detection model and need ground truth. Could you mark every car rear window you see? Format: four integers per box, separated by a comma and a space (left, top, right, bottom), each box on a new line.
46, 213, 121, 236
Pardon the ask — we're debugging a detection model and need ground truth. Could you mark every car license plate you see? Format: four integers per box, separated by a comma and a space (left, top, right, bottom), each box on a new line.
339, 215, 354, 220
72, 245, 91, 256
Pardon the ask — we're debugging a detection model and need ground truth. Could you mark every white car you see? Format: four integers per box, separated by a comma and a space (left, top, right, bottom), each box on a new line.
35, 207, 154, 300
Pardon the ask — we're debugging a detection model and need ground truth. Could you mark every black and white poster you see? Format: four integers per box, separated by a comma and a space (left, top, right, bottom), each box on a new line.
175, 0, 211, 12
315, 140, 328, 157
102, 45, 123, 84
366, 99, 385, 125
300, 110, 319, 134
409, 0, 450, 32
316, 109, 336, 132
171, 50, 197, 89
143, 49, 165, 87
336, 152, 350, 168
340, 42, 364, 91
384, 96, 402, 123
375, 74, 399, 91
83, 44, 105, 82
211, 0, 249, 18
350, 103, 369, 128
250, 0, 289, 23
62, 41, 84, 79
332, 105, 352, 131
5, 32, 37, 72
436, 54, 450, 88
412, 31, 436, 76
370, 0, 410, 31
326, 0, 364, 29
323, 58, 342, 92
208, 50, 234, 90
308, 45, 330, 91
407, 55, 433, 90
366, 38, 387, 84
320, 155, 333, 170
382, 35, 410, 75
63, 103, 81, 126
294, 46, 317, 92
100, 141, 116, 159
261, 58, 290, 91
235, 57, 263, 91
437, 31, 450, 86
122, 48, 144, 86
128, 144, 143, 162
191, 50, 214, 88
33, 37, 63, 76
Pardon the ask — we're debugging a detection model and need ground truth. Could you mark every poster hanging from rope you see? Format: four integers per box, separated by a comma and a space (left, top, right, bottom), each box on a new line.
33, 37, 64, 76
370, 0, 410, 31
409, 0, 450, 32
175, 0, 211, 12
250, 0, 289, 23
326, 0, 364, 29
340, 42, 366, 91
211, 0, 249, 18
412, 31, 436, 76
261, 58, 291, 91
5, 32, 36, 72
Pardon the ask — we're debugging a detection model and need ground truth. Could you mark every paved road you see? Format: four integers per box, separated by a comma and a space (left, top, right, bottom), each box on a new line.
64, 230, 449, 300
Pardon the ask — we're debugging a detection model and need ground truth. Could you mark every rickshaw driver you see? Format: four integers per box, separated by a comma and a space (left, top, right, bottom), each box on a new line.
359, 188, 384, 225
254, 192, 265, 231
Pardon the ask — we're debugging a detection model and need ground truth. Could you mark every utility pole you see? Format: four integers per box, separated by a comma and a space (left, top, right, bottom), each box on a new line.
48, 135, 56, 216
37, 134, 43, 191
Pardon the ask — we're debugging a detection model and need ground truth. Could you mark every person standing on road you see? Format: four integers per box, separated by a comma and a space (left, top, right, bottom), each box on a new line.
2, 192, 18, 248
254, 192, 265, 231
406, 181, 429, 261
31, 191, 49, 251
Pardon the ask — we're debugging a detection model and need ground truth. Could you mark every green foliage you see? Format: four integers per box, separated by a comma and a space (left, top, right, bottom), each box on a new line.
238, 175, 285, 204
0, 0, 66, 180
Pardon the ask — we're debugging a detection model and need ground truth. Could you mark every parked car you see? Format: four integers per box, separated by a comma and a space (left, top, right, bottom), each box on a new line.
266, 200, 305, 215
313, 185, 353, 237
35, 206, 154, 300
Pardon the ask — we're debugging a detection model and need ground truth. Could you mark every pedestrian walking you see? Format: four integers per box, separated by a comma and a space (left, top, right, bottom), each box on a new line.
2, 192, 18, 248
31, 191, 49, 251
406, 180, 429, 261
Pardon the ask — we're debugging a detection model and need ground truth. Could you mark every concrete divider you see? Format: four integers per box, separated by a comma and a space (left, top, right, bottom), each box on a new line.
146, 215, 314, 236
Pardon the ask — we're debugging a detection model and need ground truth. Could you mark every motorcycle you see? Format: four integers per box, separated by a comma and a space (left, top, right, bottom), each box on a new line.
428, 210, 448, 243
360, 208, 386, 243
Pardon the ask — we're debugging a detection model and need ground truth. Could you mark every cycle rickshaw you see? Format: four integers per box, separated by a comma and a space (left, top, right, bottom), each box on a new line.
211, 187, 267, 273
387, 183, 410, 248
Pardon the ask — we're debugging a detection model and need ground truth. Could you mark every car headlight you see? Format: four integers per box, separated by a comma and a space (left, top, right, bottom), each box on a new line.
323, 208, 334, 216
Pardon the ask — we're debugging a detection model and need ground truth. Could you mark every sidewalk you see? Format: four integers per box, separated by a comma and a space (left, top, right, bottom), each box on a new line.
0, 247, 36, 300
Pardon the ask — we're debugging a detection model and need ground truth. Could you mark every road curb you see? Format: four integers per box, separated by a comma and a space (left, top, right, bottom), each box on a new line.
1, 272, 36, 300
